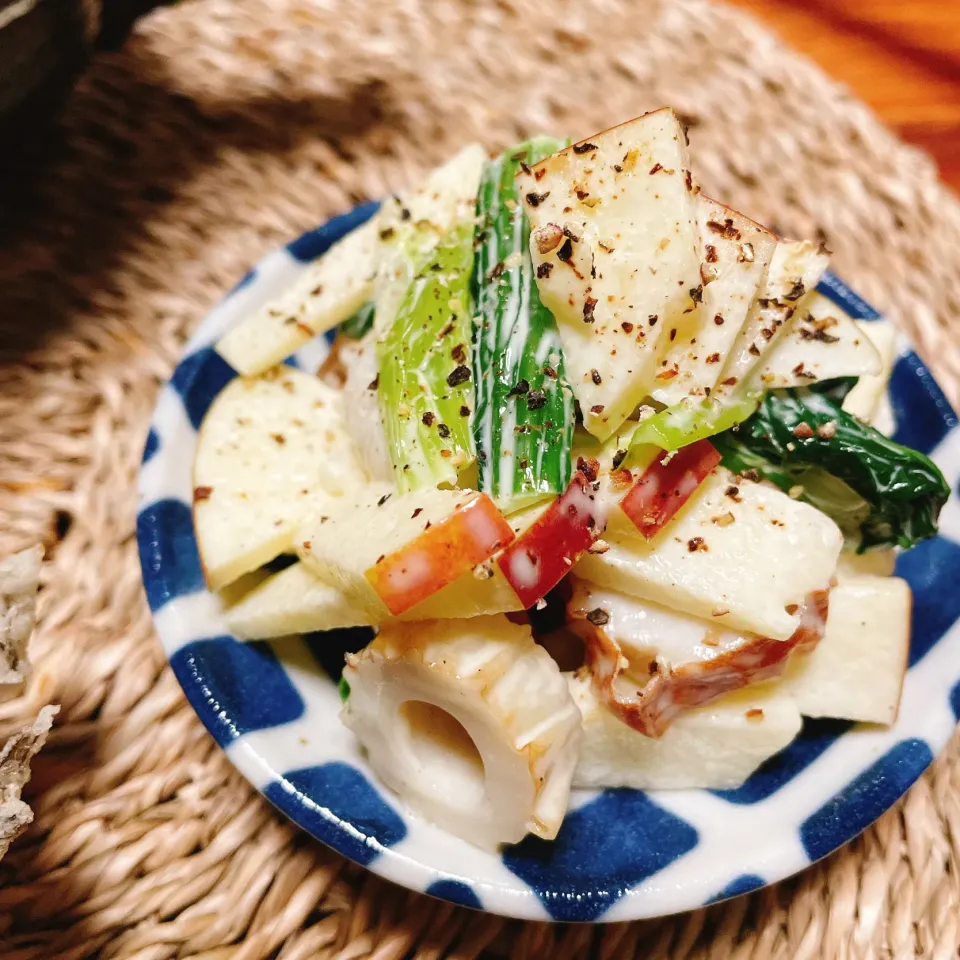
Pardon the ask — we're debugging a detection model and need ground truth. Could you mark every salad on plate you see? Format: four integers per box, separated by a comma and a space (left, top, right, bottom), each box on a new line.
193, 109, 948, 850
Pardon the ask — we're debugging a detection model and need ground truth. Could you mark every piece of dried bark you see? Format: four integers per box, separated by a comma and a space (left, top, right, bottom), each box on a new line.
0, 545, 44, 687
0, 705, 58, 861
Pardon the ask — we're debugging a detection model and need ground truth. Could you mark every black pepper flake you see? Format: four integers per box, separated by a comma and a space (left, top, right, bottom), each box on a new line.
583, 297, 598, 323
447, 365, 471, 387
367, 374, 380, 390
193, 485, 213, 503
590, 404, 605, 414
271, 433, 286, 445
527, 389, 547, 410
478, 449, 488, 463
687, 536, 707, 553
422, 411, 436, 427
378, 226, 395, 241
706, 218, 741, 240
690, 284, 703, 304
519, 160, 532, 175
543, 364, 558, 379
741, 469, 761, 482
411, 507, 423, 519
621, 321, 634, 333
460, 404, 470, 417
525, 191, 550, 207
573, 142, 598, 154
725, 485, 741, 502
556, 237, 574, 262
399, 206, 411, 221
713, 313, 724, 326
784, 281, 806, 301
748, 343, 761, 356
310, 284, 324, 296
669, 328, 677, 342
705, 245, 718, 263
585, 607, 609, 626
649, 162, 663, 175
451, 343, 467, 364
377, 494, 391, 507
613, 163, 623, 172
590, 368, 602, 385
612, 448, 628, 470
507, 378, 530, 398
706, 352, 721, 363
648, 314, 659, 326
685, 169, 693, 191
536, 262, 553, 279
437, 423, 451, 439
576, 188, 590, 200
488, 261, 505, 281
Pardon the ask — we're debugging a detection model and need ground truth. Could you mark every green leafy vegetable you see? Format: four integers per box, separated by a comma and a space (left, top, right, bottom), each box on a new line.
340, 302, 375, 339
628, 389, 761, 455
472, 137, 574, 510
338, 675, 350, 702
377, 221, 476, 492
714, 388, 949, 550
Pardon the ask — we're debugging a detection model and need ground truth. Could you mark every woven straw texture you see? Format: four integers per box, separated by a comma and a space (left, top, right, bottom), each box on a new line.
2, 0, 960, 956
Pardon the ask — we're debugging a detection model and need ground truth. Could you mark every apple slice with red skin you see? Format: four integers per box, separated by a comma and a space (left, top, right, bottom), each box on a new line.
367, 493, 516, 616
498, 470, 607, 609
620, 439, 721, 539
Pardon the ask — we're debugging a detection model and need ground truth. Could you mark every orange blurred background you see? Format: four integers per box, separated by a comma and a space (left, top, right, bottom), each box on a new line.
727, 0, 960, 191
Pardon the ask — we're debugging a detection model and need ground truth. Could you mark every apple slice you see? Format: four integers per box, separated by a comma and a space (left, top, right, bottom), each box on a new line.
367, 495, 515, 615
517, 108, 702, 440
754, 292, 881, 390
653, 197, 777, 404
497, 470, 607, 609
299, 487, 515, 617
579, 467, 843, 641
619, 439, 721, 539
216, 217, 378, 377
778, 575, 910, 724
568, 672, 802, 790
193, 366, 371, 590
567, 578, 828, 737
717, 239, 829, 390
842, 319, 898, 425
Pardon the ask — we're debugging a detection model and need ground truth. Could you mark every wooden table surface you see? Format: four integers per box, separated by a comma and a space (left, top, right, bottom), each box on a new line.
727, 0, 960, 192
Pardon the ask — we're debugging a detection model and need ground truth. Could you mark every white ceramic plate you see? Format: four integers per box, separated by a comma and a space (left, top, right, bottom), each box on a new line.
138, 205, 960, 921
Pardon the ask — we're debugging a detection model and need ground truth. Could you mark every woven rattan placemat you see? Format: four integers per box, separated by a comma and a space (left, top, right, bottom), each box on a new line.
3, 0, 960, 956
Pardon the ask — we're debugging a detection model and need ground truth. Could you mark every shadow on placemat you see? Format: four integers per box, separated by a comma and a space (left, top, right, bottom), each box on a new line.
1, 48, 391, 363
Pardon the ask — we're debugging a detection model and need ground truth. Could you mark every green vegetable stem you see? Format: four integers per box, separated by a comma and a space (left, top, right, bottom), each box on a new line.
472, 137, 575, 512
377, 221, 477, 492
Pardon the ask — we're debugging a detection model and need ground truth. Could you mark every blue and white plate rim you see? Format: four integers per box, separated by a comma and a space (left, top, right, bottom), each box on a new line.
137, 202, 960, 923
